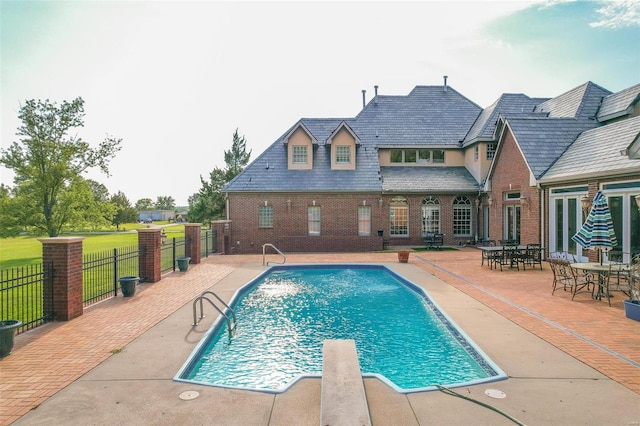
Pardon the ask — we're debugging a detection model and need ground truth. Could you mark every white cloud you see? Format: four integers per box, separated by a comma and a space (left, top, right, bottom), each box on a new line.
590, 0, 640, 28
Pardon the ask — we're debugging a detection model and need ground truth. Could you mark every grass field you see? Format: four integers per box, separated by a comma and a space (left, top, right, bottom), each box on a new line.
0, 223, 186, 269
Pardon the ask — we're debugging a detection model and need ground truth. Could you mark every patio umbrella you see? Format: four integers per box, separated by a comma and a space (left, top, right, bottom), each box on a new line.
572, 191, 618, 264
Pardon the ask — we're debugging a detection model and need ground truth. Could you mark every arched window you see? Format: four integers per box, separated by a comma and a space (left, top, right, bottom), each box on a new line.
453, 196, 472, 237
421, 196, 440, 235
390, 196, 409, 236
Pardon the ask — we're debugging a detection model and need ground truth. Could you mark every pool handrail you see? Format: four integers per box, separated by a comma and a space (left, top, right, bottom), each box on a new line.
192, 293, 236, 335
262, 243, 286, 266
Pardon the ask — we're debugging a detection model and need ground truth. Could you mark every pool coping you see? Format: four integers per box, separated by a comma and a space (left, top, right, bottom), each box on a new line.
174, 263, 508, 394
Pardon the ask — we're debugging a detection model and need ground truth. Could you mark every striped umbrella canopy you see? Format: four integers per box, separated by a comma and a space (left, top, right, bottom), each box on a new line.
572, 191, 618, 263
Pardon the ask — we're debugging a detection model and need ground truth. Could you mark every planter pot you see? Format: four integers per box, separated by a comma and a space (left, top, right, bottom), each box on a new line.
624, 300, 640, 321
118, 276, 139, 297
398, 251, 410, 263
0, 320, 22, 358
177, 257, 191, 272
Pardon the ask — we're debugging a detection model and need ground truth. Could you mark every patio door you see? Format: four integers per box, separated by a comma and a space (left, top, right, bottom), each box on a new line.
504, 205, 520, 243
550, 193, 584, 260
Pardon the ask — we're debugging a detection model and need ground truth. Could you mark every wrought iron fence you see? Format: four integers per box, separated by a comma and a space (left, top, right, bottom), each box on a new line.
1, 228, 218, 335
82, 246, 140, 305
0, 262, 53, 334
161, 237, 186, 273
201, 229, 217, 258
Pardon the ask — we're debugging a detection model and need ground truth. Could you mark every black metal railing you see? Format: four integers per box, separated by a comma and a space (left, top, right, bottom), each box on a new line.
0, 262, 53, 334
82, 246, 140, 306
161, 237, 186, 273
201, 229, 217, 258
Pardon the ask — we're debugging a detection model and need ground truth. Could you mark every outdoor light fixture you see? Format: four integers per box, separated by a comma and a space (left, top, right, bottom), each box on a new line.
635, 194, 640, 213
580, 195, 591, 218
487, 196, 493, 207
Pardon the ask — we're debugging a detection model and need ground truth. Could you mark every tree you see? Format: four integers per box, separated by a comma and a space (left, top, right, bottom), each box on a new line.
188, 129, 251, 223
135, 198, 154, 211
110, 191, 137, 230
0, 97, 121, 236
155, 195, 175, 210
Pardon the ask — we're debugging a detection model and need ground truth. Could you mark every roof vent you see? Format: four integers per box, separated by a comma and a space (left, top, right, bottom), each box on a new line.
362, 89, 366, 108
374, 85, 379, 104
443, 75, 448, 92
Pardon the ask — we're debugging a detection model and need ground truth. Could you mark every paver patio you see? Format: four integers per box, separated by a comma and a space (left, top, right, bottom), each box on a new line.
1, 248, 639, 425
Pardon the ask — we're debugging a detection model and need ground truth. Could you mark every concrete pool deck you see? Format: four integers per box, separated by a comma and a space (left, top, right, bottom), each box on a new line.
2, 249, 639, 425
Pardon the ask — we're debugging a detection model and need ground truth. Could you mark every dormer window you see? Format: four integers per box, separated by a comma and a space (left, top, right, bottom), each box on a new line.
286, 125, 314, 170
329, 125, 357, 170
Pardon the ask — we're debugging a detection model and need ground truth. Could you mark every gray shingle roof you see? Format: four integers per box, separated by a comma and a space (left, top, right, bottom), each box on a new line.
534, 81, 611, 119
223, 137, 382, 192
380, 166, 479, 193
463, 93, 548, 146
225, 85, 483, 193
597, 83, 640, 122
541, 115, 640, 183
350, 86, 482, 147
505, 118, 599, 179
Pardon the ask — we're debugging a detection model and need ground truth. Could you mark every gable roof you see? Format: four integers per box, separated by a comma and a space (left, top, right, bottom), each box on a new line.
540, 115, 640, 183
534, 81, 611, 119
497, 117, 599, 179
463, 93, 548, 146
597, 83, 640, 122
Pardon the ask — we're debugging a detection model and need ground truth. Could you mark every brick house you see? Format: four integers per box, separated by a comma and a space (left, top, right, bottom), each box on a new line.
222, 79, 640, 255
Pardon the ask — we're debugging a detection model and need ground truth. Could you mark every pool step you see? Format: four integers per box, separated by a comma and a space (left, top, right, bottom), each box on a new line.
320, 339, 372, 426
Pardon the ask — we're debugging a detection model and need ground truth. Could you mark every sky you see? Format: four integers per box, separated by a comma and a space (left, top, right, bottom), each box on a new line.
1, 1, 639, 206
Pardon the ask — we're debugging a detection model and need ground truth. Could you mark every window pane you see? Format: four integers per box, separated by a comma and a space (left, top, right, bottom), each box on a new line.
308, 206, 321, 236
358, 206, 371, 236
486, 143, 496, 160
390, 149, 403, 163
453, 196, 471, 236
335, 145, 350, 164
418, 149, 430, 162
390, 206, 408, 236
421, 196, 440, 234
258, 206, 273, 228
405, 150, 416, 163
293, 146, 307, 164
432, 150, 445, 163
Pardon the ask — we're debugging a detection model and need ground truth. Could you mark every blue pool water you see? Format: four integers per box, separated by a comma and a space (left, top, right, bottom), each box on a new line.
175, 264, 506, 393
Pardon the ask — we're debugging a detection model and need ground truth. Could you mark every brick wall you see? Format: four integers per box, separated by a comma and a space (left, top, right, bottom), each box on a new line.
489, 128, 542, 245
227, 191, 478, 253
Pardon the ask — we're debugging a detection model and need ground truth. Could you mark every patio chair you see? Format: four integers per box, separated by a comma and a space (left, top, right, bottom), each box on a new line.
570, 266, 595, 302
549, 258, 574, 294
496, 244, 523, 271
524, 243, 543, 270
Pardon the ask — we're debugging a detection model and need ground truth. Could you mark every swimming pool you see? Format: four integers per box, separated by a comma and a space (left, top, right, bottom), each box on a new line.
175, 264, 506, 393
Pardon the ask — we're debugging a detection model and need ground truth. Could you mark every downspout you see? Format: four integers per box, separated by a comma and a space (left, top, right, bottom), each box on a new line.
537, 183, 545, 257
225, 193, 229, 221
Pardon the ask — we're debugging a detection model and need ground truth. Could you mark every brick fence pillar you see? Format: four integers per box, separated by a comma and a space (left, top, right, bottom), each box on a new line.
137, 228, 161, 283
39, 237, 85, 321
211, 220, 232, 254
184, 223, 202, 264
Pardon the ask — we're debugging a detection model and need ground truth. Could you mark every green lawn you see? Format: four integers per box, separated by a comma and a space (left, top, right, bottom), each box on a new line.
0, 223, 186, 269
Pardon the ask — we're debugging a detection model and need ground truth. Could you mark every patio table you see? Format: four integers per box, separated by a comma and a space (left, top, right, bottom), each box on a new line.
570, 262, 630, 305
479, 245, 526, 270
